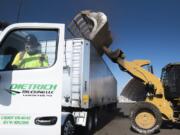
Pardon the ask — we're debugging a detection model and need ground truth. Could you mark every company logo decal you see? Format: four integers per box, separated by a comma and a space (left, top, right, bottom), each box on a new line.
6, 84, 57, 97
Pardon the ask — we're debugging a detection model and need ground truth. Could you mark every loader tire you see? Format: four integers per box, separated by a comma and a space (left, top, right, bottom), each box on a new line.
130, 102, 162, 134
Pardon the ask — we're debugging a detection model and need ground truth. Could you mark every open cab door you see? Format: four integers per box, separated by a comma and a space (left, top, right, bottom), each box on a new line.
0, 23, 64, 135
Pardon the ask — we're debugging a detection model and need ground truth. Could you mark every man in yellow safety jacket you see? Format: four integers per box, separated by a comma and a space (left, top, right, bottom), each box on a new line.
12, 34, 48, 69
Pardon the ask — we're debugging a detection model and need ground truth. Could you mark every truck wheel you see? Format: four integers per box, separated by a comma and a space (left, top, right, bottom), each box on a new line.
94, 111, 99, 128
86, 111, 93, 134
130, 102, 162, 135
61, 116, 75, 135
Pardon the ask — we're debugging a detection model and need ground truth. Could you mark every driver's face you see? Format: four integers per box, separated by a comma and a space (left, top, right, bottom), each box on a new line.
25, 41, 37, 53
25, 42, 32, 51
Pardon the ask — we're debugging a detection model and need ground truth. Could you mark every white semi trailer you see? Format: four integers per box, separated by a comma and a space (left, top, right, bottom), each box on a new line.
0, 22, 117, 135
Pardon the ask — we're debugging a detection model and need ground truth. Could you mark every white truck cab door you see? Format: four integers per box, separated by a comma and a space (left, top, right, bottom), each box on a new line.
0, 23, 64, 135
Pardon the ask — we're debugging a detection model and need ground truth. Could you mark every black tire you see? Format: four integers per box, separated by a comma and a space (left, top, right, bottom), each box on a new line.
85, 111, 94, 135
61, 116, 75, 135
130, 102, 162, 135
93, 110, 99, 129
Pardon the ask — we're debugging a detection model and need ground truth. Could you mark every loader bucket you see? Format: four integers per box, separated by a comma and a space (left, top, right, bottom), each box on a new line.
68, 10, 113, 55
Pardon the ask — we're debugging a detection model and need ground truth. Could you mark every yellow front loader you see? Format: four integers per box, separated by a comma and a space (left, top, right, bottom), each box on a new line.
68, 10, 179, 134
102, 47, 175, 134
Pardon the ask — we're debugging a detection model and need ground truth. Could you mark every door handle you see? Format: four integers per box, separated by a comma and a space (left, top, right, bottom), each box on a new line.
35, 116, 57, 126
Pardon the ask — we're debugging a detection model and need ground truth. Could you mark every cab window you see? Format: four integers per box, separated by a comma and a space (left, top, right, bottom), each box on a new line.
0, 29, 58, 70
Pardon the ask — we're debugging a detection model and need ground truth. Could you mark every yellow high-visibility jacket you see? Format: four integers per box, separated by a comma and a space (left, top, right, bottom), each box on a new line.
12, 51, 48, 69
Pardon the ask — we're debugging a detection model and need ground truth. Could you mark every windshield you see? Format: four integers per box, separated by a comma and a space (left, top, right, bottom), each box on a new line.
162, 65, 180, 98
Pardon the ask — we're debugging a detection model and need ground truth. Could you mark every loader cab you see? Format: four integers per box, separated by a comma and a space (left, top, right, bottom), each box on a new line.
161, 63, 180, 100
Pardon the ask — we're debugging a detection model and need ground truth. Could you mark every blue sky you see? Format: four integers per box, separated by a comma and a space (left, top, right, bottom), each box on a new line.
1, 0, 180, 95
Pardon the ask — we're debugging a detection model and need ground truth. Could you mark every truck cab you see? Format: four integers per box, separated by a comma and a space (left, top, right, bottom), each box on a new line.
0, 23, 65, 135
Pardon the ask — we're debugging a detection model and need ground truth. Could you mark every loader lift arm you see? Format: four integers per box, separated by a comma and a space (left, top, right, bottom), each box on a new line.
103, 47, 163, 95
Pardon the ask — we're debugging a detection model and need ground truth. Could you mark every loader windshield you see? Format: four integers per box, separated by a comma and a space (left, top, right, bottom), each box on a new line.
161, 64, 180, 99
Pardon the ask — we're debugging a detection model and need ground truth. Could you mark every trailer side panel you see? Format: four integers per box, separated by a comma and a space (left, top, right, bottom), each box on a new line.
62, 38, 117, 109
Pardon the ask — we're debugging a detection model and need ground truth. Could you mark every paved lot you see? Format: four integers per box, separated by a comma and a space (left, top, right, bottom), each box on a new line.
77, 110, 180, 135
94, 116, 180, 135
